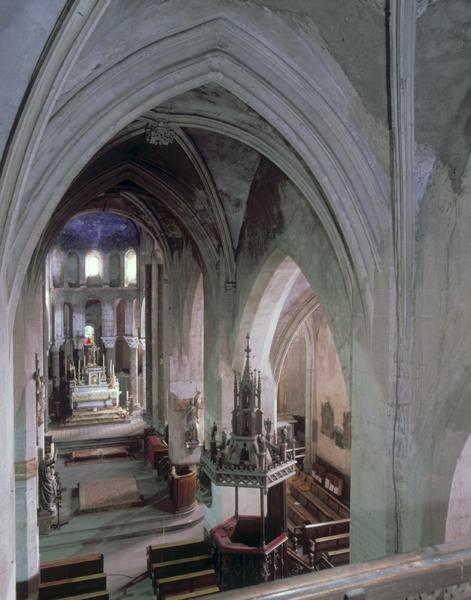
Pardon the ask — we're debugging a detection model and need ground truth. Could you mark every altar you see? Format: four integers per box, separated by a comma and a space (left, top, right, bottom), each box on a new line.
68, 340, 120, 412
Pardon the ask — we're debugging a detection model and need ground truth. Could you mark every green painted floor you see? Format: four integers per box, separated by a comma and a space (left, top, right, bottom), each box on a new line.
40, 453, 204, 599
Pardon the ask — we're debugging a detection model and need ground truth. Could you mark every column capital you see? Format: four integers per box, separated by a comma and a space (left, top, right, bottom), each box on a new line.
101, 336, 117, 349
50, 338, 65, 353
124, 336, 139, 349
139, 338, 146, 351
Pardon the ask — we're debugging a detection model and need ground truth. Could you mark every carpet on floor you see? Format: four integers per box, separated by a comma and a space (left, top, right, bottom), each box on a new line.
79, 476, 143, 513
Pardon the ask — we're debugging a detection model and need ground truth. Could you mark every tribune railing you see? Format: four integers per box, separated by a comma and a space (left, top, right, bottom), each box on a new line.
207, 539, 471, 600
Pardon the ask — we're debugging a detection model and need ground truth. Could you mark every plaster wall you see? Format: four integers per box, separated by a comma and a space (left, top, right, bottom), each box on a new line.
315, 318, 351, 477
282, 331, 307, 419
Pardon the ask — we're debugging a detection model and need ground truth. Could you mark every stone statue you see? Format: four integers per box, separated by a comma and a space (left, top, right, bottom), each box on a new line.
185, 391, 201, 444
264, 417, 272, 442
67, 359, 76, 382
34, 361, 46, 429
221, 428, 227, 449
38, 455, 57, 513
258, 433, 266, 455
280, 426, 289, 461
281, 425, 289, 444
211, 421, 218, 442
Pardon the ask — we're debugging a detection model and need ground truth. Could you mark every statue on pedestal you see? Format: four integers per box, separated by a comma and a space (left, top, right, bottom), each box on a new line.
38, 455, 58, 513
34, 354, 46, 429
221, 428, 228, 450
185, 391, 201, 448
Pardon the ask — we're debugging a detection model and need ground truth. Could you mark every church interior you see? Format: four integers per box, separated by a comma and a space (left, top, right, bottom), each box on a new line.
1, 1, 470, 599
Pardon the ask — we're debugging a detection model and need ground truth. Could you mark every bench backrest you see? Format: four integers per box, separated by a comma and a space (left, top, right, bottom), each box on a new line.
56, 592, 109, 600
40, 554, 104, 583
152, 554, 211, 582
38, 572, 106, 600
147, 540, 209, 571
156, 569, 215, 596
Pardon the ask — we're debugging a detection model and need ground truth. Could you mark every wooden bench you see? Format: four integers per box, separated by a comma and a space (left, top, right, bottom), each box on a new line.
147, 540, 209, 577
290, 475, 350, 522
156, 568, 216, 599
38, 573, 107, 600
326, 547, 350, 566
151, 555, 212, 591
288, 498, 312, 527
313, 532, 349, 555
300, 487, 339, 521
55, 592, 109, 600
40, 553, 104, 583
308, 479, 350, 517
290, 482, 334, 522
294, 518, 350, 554
164, 586, 220, 600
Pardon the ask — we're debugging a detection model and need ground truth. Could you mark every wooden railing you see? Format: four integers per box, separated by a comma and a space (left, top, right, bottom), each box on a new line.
208, 539, 471, 599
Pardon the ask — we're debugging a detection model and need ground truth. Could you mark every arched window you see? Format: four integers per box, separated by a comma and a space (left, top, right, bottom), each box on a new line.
85, 252, 101, 279
124, 249, 137, 287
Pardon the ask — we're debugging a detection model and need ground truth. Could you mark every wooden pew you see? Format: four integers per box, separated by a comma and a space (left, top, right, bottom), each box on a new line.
288, 497, 314, 526
151, 555, 212, 591
156, 568, 216, 599
40, 553, 104, 583
147, 540, 209, 577
38, 572, 107, 600
326, 547, 350, 566
290, 482, 335, 522
164, 586, 220, 600
295, 518, 350, 554
55, 592, 109, 600
309, 480, 350, 519
313, 532, 349, 556
289, 474, 350, 523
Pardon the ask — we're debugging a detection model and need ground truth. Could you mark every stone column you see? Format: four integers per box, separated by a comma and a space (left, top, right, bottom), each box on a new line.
73, 336, 84, 368
101, 301, 114, 337
101, 336, 116, 375
79, 252, 86, 286
50, 339, 64, 398
157, 264, 168, 426
145, 263, 153, 418
124, 336, 139, 411
139, 338, 147, 412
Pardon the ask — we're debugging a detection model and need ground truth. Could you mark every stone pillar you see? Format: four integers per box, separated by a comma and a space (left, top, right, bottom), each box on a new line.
79, 252, 86, 286
151, 256, 160, 427
101, 336, 116, 375
157, 264, 168, 426
73, 301, 85, 360
13, 278, 44, 600
73, 336, 84, 366
102, 253, 110, 286
145, 263, 153, 418
124, 336, 139, 411
101, 301, 114, 337
53, 303, 64, 340
50, 339, 63, 398
140, 338, 147, 411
